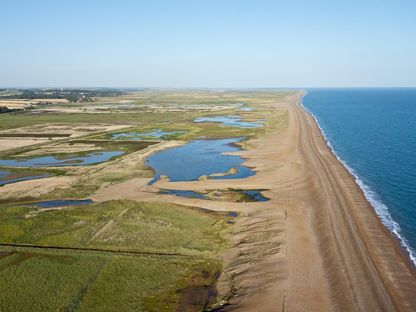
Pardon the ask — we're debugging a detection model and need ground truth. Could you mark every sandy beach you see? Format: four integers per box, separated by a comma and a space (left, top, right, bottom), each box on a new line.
288, 93, 416, 311
93, 92, 416, 311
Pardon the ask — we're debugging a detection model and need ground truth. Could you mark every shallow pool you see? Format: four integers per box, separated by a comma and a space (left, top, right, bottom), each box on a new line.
194, 116, 263, 128
30, 199, 94, 208
238, 190, 269, 202
238, 107, 254, 111
0, 169, 51, 186
159, 189, 208, 199
146, 138, 254, 183
159, 188, 269, 202
111, 129, 183, 140
0, 151, 124, 167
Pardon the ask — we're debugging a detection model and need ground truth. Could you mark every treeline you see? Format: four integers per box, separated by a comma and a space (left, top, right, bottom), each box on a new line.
0, 88, 126, 103
0, 106, 22, 114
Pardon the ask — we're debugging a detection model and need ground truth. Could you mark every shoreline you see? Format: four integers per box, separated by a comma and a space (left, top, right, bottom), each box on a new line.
91, 91, 416, 310
299, 93, 416, 266
294, 93, 416, 310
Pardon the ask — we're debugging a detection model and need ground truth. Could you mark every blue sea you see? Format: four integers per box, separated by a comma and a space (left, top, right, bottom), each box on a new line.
302, 88, 416, 265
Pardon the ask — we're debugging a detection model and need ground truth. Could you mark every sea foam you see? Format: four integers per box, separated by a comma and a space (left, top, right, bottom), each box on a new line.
300, 94, 416, 266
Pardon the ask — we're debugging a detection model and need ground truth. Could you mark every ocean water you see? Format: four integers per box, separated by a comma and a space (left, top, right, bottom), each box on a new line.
302, 88, 416, 265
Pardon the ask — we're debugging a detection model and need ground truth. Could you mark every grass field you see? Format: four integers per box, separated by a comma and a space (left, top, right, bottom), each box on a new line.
0, 249, 220, 312
0, 200, 229, 311
0, 200, 228, 256
2, 140, 157, 159
0, 112, 180, 131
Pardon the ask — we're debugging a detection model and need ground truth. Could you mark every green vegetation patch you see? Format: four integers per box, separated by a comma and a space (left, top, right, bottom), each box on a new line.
76, 256, 220, 312
0, 199, 227, 311
0, 88, 124, 101
0, 200, 228, 257
68, 139, 157, 154
0, 167, 66, 179
0, 249, 220, 312
0, 250, 109, 312
0, 111, 187, 132
95, 121, 261, 142
3, 140, 156, 160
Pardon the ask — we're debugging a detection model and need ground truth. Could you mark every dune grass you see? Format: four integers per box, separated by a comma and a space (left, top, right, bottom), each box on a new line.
0, 249, 220, 312
0, 200, 227, 311
76, 255, 219, 312
0, 251, 109, 312
0, 111, 183, 131
0, 200, 228, 256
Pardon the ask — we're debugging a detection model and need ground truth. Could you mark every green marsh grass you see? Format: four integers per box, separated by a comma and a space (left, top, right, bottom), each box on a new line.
0, 249, 220, 312
0, 200, 228, 257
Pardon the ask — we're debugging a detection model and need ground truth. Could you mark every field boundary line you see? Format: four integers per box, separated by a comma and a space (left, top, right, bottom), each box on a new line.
0, 242, 210, 259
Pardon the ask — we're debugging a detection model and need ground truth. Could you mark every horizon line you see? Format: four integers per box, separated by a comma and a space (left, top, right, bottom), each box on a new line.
1, 86, 416, 90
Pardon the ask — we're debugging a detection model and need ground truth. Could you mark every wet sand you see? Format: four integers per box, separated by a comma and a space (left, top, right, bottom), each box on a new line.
93, 92, 416, 311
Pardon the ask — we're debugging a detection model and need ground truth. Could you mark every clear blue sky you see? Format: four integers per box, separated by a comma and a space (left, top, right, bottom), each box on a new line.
1, 0, 415, 88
